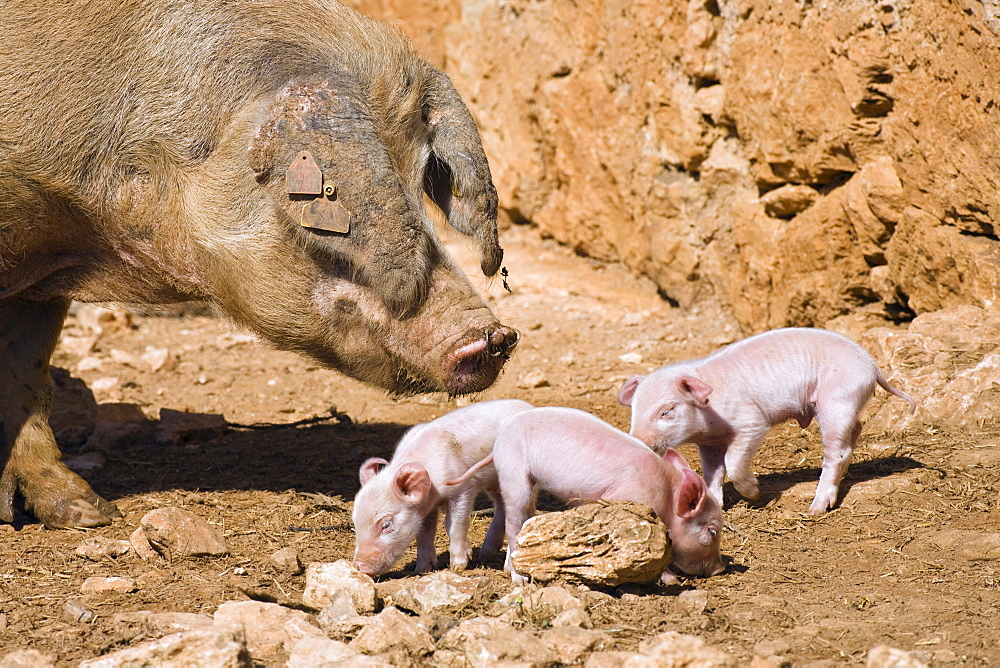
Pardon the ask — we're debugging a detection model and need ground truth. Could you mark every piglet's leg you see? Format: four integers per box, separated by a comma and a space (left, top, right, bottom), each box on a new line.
697, 445, 727, 507
723, 429, 768, 501
414, 507, 440, 573
480, 490, 506, 559
810, 416, 862, 514
501, 485, 536, 585
444, 490, 476, 570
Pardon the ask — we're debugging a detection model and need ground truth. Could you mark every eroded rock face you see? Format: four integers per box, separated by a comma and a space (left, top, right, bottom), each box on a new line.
352, 0, 1000, 332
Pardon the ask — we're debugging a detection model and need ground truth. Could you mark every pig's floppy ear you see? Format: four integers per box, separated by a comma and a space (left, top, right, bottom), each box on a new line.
677, 376, 712, 407
617, 375, 645, 407
422, 70, 503, 277
359, 458, 389, 485
393, 463, 432, 504
675, 469, 707, 519
663, 448, 692, 471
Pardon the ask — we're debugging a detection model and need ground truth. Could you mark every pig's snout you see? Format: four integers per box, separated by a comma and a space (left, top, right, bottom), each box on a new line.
445, 325, 520, 394
354, 559, 376, 577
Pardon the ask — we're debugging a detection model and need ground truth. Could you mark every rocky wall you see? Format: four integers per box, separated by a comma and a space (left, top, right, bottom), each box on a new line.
349, 0, 1000, 334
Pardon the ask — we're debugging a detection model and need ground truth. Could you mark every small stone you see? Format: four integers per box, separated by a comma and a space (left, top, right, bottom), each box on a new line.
439, 616, 558, 667
156, 409, 227, 445
130, 527, 162, 561
866, 645, 928, 668
112, 611, 153, 639
517, 369, 550, 389
760, 184, 818, 218
75, 305, 132, 335
586, 651, 644, 667
0, 649, 57, 668
542, 626, 610, 663
110, 349, 144, 368
286, 636, 360, 667
213, 600, 323, 658
349, 606, 435, 660
141, 347, 171, 372
76, 355, 103, 371
81, 576, 137, 595
618, 352, 643, 364
78, 626, 250, 668
62, 599, 96, 623
637, 631, 736, 666
269, 546, 303, 574
302, 560, 377, 614
146, 612, 214, 636
317, 590, 358, 631
511, 501, 670, 586
139, 507, 228, 558
552, 607, 593, 629
61, 335, 99, 358
91, 377, 120, 393
390, 570, 483, 615
76, 536, 132, 561
677, 589, 709, 614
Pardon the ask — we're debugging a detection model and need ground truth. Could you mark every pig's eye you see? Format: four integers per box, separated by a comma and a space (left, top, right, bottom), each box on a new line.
380, 518, 393, 534
660, 408, 673, 419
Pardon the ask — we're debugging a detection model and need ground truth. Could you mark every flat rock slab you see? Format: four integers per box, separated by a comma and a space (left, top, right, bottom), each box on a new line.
302, 560, 377, 613
76, 536, 132, 561
512, 501, 670, 586
139, 507, 228, 558
78, 626, 251, 668
388, 570, 483, 615
214, 600, 323, 658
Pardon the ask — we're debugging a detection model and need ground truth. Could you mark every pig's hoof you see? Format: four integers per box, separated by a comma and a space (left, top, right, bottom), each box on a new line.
413, 560, 435, 573
659, 570, 681, 586
448, 560, 468, 572
734, 481, 760, 500
510, 571, 527, 585
808, 488, 838, 514
38, 497, 120, 529
16, 465, 121, 528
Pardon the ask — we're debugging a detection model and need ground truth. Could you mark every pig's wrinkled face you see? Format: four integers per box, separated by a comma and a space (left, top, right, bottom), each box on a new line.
351, 462, 435, 576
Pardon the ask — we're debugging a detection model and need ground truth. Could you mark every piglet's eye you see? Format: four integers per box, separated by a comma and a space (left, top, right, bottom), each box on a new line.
660, 409, 673, 419
380, 519, 393, 533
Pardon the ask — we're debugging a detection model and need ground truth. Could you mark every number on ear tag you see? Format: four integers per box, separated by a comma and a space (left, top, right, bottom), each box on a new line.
285, 151, 323, 195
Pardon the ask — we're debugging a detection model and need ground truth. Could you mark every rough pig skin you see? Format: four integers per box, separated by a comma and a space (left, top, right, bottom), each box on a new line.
618, 328, 916, 514
352, 399, 532, 576
0, 1, 519, 528
459, 407, 725, 584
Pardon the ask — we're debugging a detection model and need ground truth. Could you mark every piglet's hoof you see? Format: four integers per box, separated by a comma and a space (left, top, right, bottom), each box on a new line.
36, 497, 121, 529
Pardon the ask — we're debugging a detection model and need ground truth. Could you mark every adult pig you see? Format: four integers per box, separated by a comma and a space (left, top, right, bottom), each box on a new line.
352, 399, 532, 576
464, 407, 725, 583
618, 328, 916, 514
0, 1, 519, 529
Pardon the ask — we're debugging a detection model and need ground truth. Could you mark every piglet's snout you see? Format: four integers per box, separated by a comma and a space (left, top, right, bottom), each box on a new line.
354, 559, 376, 576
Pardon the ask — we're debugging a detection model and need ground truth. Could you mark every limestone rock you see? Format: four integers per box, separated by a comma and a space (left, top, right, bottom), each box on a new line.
75, 536, 132, 561
78, 626, 251, 668
139, 507, 228, 558
213, 600, 323, 658
634, 631, 736, 667
269, 546, 303, 574
146, 612, 214, 636
511, 501, 670, 586
541, 626, 610, 664
317, 590, 358, 631
287, 636, 364, 667
439, 616, 558, 667
0, 649, 57, 668
866, 645, 928, 668
388, 570, 483, 615
349, 606, 435, 660
760, 184, 817, 218
81, 576, 137, 595
302, 560, 378, 613
62, 599, 96, 624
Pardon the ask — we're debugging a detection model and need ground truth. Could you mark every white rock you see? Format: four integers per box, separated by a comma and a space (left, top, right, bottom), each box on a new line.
62, 599, 96, 623
81, 576, 137, 594
146, 612, 214, 636
286, 636, 361, 667
552, 607, 593, 629
130, 527, 161, 561
542, 626, 610, 663
317, 590, 358, 631
302, 560, 377, 613
631, 631, 736, 667
60, 335, 99, 358
76, 535, 132, 562
866, 645, 929, 668
586, 652, 645, 667
213, 600, 323, 658
91, 377, 120, 393
439, 616, 558, 667
78, 626, 250, 667
110, 349, 143, 368
517, 369, 550, 389
269, 546, 303, 574
618, 352, 644, 364
139, 507, 228, 558
76, 355, 103, 371
0, 649, 57, 668
389, 570, 483, 615
677, 589, 709, 614
349, 606, 435, 658
141, 347, 171, 372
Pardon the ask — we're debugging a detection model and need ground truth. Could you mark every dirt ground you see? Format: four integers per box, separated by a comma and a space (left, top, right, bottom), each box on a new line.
1, 225, 998, 665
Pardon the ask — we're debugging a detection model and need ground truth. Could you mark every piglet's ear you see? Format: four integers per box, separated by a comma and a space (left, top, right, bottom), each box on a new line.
663, 448, 692, 471
617, 375, 645, 407
676, 469, 707, 519
677, 376, 712, 407
359, 458, 389, 485
393, 463, 432, 505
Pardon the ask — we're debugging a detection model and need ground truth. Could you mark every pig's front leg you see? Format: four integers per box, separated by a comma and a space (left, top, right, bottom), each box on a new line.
501, 488, 536, 585
480, 490, 506, 559
697, 445, 727, 507
444, 490, 476, 570
723, 429, 768, 501
810, 416, 862, 514
414, 507, 440, 573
